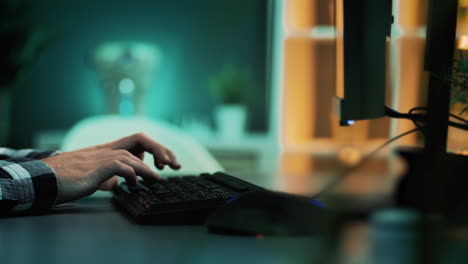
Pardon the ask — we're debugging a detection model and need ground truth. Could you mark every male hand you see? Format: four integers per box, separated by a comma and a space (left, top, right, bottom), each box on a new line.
42, 133, 181, 204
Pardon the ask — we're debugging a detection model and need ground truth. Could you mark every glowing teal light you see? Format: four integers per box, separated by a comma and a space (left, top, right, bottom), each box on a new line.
119, 78, 135, 95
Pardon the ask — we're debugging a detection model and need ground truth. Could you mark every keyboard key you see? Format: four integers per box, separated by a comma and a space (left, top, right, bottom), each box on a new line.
205, 177, 249, 192
113, 172, 264, 224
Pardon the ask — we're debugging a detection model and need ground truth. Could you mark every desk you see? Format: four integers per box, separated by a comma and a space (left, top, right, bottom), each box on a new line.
0, 197, 329, 264
2, 197, 468, 264
2, 173, 468, 264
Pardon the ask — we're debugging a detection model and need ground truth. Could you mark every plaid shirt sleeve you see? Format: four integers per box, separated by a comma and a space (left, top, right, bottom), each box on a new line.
0, 148, 59, 214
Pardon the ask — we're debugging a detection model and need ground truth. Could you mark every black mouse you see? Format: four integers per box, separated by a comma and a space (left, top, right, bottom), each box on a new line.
205, 190, 336, 236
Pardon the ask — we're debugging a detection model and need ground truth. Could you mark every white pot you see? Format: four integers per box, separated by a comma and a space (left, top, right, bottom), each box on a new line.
215, 105, 247, 140
0, 89, 12, 146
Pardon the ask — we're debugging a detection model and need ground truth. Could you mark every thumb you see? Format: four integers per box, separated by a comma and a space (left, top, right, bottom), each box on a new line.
99, 176, 119, 190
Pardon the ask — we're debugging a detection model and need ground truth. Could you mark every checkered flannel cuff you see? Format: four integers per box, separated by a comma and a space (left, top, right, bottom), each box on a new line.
0, 159, 58, 212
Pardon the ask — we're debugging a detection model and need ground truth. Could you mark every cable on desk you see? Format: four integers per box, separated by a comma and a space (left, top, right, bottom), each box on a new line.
313, 127, 420, 198
313, 106, 467, 198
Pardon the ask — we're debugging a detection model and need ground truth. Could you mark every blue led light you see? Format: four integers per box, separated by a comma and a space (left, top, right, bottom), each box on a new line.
226, 196, 239, 204
309, 199, 325, 208
347, 120, 355, 125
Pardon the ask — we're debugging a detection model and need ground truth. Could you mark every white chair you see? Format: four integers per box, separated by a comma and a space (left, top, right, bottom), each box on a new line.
61, 115, 223, 178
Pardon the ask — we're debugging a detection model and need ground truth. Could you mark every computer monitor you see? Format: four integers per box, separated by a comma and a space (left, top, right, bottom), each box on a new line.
334, 0, 459, 150
333, 0, 393, 126
334, 0, 467, 216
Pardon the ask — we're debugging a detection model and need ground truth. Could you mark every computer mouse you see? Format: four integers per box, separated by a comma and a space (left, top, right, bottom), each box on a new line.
205, 190, 336, 236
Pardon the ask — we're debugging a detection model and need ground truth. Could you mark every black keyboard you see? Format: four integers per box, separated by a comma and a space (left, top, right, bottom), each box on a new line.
112, 172, 264, 224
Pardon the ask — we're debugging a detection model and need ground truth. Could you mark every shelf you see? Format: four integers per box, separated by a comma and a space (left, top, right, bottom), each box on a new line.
285, 26, 335, 40
285, 25, 428, 41
283, 139, 390, 156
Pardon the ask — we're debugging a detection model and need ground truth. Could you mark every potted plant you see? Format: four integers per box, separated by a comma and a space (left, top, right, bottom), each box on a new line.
447, 51, 468, 151
451, 51, 468, 114
209, 64, 253, 139
0, 0, 53, 145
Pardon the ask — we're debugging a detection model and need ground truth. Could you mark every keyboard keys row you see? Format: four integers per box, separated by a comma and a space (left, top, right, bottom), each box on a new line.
123, 173, 262, 211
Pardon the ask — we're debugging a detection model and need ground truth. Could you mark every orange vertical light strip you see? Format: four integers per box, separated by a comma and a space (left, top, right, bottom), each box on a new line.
398, 0, 421, 31
283, 38, 316, 144
395, 44, 426, 144
335, 0, 344, 99
286, 0, 316, 30
389, 0, 423, 146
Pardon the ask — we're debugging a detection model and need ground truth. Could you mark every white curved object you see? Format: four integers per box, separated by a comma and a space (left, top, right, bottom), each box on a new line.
61, 115, 224, 177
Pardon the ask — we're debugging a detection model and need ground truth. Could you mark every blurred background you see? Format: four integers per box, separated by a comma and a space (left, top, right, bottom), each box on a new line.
1, 0, 273, 178
1, 0, 268, 145
1, 0, 467, 194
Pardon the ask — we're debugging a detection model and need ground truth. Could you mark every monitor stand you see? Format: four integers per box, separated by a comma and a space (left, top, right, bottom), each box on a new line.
393, 0, 468, 224
395, 147, 468, 225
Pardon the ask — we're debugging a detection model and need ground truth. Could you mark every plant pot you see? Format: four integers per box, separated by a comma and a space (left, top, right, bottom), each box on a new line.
215, 105, 247, 140
0, 89, 12, 146
395, 147, 468, 224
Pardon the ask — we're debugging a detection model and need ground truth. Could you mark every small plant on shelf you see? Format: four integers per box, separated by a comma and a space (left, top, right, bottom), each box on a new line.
208, 64, 253, 105
208, 64, 254, 139
451, 51, 468, 115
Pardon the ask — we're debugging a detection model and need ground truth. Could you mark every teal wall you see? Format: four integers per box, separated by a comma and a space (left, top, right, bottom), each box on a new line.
10, 0, 267, 148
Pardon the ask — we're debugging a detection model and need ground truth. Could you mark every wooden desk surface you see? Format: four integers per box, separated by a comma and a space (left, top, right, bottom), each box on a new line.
1, 166, 468, 264
0, 197, 327, 264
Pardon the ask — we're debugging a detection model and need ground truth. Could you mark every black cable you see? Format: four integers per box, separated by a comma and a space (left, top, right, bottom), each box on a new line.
408, 107, 426, 137
313, 127, 421, 198
450, 113, 468, 124
385, 106, 468, 131
408, 106, 468, 130
449, 121, 468, 130
408, 106, 468, 124
385, 106, 425, 121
